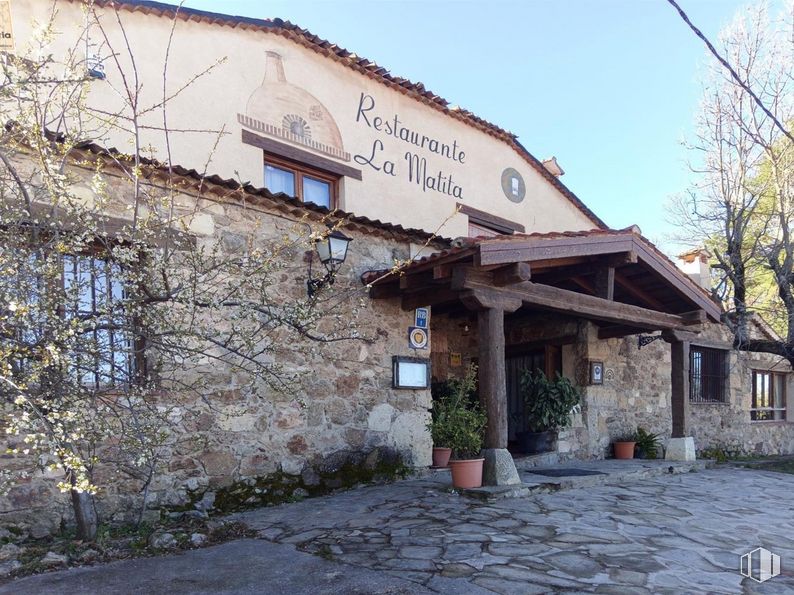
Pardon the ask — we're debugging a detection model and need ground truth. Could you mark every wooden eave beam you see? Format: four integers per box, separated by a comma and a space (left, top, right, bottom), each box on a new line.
633, 242, 721, 321
401, 286, 458, 311
459, 275, 700, 330
598, 325, 655, 340
368, 283, 400, 299
530, 252, 636, 285
399, 271, 435, 290
476, 236, 636, 267
492, 262, 532, 286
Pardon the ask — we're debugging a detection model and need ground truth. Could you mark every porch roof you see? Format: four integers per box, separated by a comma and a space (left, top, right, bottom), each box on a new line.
362, 228, 722, 336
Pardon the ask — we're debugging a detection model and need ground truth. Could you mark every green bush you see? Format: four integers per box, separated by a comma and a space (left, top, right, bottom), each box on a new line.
427, 365, 486, 460
634, 427, 660, 459
519, 370, 581, 433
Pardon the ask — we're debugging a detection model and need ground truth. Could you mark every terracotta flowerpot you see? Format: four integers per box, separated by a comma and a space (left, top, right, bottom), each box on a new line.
614, 441, 636, 459
449, 458, 484, 488
432, 447, 452, 468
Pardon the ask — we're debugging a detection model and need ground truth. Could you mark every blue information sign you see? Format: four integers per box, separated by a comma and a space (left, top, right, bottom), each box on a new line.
415, 307, 429, 329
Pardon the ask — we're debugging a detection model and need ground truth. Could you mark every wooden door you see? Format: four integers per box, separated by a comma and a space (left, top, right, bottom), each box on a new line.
505, 346, 562, 441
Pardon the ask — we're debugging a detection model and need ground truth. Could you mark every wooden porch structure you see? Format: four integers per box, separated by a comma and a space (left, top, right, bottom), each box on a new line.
363, 230, 722, 482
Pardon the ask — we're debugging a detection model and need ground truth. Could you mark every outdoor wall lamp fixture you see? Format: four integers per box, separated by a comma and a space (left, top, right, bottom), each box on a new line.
307, 225, 352, 297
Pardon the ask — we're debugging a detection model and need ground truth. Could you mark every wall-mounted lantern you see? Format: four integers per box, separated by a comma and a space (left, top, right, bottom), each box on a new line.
307, 225, 352, 297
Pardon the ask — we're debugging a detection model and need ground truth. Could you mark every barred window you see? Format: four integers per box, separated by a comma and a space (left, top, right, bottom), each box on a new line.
4, 249, 140, 389
751, 370, 787, 422
63, 254, 138, 387
690, 346, 726, 403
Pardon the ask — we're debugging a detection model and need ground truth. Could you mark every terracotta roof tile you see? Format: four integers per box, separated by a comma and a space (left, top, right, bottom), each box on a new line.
75, 0, 608, 230
67, 138, 449, 247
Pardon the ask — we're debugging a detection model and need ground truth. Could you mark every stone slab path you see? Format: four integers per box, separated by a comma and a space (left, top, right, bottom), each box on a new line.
0, 539, 432, 594
4, 466, 794, 593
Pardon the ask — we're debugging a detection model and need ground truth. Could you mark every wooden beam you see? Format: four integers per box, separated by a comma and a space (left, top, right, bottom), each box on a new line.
460, 289, 521, 312
242, 129, 362, 179
598, 325, 654, 340
477, 236, 636, 266
432, 264, 453, 281
669, 340, 691, 437
492, 262, 532, 286
632, 242, 722, 321
368, 283, 400, 299
399, 271, 434, 290
478, 307, 508, 449
571, 276, 595, 293
457, 203, 526, 234
680, 310, 707, 325
460, 277, 699, 330
614, 271, 667, 310
594, 266, 615, 300
401, 287, 458, 310
451, 265, 492, 290
661, 328, 701, 343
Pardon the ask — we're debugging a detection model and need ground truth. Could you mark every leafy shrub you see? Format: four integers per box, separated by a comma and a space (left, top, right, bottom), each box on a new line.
519, 370, 581, 433
634, 427, 660, 459
427, 365, 486, 459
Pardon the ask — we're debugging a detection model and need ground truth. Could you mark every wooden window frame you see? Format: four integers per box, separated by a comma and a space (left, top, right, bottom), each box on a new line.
468, 221, 505, 238
458, 202, 525, 239
751, 369, 788, 422
689, 345, 727, 403
263, 153, 339, 209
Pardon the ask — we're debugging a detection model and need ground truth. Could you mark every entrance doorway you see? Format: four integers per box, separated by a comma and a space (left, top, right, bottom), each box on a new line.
506, 346, 562, 442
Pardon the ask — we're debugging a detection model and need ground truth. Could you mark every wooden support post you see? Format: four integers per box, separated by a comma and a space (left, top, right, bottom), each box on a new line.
478, 307, 508, 449
594, 266, 615, 300
669, 340, 690, 438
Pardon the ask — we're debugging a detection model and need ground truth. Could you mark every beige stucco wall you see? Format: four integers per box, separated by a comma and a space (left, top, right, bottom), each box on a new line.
11, 1, 600, 238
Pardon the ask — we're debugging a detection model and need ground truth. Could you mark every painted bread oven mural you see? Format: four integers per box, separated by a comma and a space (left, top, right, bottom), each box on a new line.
238, 51, 350, 162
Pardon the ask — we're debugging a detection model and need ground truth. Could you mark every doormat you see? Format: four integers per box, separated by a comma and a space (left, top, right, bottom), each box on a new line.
527, 468, 606, 477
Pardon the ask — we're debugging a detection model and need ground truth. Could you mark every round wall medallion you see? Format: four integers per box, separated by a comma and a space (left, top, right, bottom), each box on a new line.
501, 167, 526, 203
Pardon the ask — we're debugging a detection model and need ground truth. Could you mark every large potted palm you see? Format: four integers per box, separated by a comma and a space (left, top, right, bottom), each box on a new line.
517, 370, 581, 454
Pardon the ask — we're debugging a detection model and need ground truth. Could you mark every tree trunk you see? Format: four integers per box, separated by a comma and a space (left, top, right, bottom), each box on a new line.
70, 485, 98, 541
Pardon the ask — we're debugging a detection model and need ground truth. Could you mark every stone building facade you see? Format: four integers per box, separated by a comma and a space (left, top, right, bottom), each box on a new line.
0, 157, 436, 537
1, 0, 793, 538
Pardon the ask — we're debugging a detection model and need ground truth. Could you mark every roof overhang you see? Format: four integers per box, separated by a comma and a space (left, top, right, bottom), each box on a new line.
363, 230, 721, 338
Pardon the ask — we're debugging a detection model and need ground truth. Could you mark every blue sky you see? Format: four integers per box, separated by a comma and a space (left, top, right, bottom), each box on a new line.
185, 0, 758, 252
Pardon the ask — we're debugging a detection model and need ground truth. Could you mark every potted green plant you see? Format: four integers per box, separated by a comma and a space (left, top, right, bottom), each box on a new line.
439, 365, 487, 488
446, 404, 487, 488
427, 398, 453, 468
517, 370, 581, 454
634, 427, 660, 459
428, 373, 478, 468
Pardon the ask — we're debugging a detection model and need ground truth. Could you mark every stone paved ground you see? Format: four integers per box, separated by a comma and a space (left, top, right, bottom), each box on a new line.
232, 467, 794, 594
4, 466, 794, 594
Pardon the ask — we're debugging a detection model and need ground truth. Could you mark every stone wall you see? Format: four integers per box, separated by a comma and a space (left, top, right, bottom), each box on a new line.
429, 311, 794, 463
561, 322, 794, 459
0, 166, 434, 537
689, 348, 794, 457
